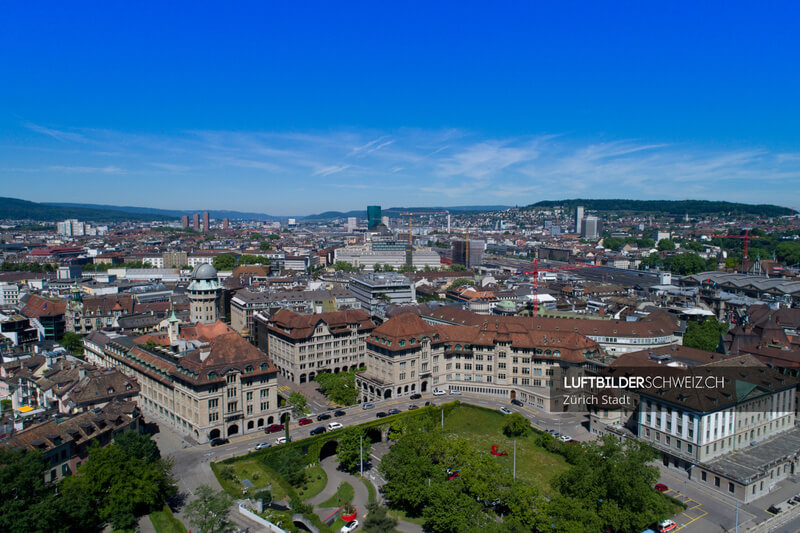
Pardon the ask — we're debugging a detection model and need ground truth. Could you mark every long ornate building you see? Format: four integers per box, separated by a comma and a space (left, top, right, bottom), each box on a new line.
356, 311, 602, 410
83, 317, 284, 443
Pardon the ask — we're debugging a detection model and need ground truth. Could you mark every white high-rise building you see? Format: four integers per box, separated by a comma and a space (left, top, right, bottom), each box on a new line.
574, 206, 584, 234
346, 217, 357, 232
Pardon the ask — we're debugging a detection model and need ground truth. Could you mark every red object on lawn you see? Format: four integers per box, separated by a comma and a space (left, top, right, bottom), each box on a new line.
490, 445, 508, 456
341, 507, 357, 521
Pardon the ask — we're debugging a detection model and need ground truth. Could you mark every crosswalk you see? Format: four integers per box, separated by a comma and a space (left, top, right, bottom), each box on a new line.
278, 385, 292, 392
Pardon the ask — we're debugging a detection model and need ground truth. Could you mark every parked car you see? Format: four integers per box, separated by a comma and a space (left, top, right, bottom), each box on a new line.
498, 406, 512, 415
793, 494, 800, 503
264, 424, 284, 434
449, 389, 462, 395
767, 504, 783, 514
654, 483, 668, 492
407, 404, 419, 410
376, 412, 388, 418
298, 417, 313, 426
425, 401, 435, 406
340, 519, 359, 533
334, 410, 347, 417
511, 399, 523, 406
410, 393, 422, 400
317, 413, 332, 421
388, 408, 401, 415
310, 426, 327, 436
255, 442, 271, 450
210, 438, 229, 447
362, 402, 375, 409
327, 422, 343, 431
657, 519, 676, 533
275, 436, 289, 445
433, 389, 446, 396
558, 435, 572, 443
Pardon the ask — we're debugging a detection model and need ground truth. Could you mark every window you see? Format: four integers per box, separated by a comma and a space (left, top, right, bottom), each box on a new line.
728, 482, 734, 493
208, 399, 218, 408
715, 476, 720, 487
701, 471, 707, 482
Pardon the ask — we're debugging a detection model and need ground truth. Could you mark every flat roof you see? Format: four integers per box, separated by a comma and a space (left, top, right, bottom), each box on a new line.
705, 427, 800, 483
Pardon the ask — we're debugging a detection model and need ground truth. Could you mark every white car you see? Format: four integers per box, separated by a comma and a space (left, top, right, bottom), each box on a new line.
498, 406, 512, 415
274, 436, 288, 445
657, 519, 676, 533
340, 519, 359, 533
449, 389, 462, 395
558, 435, 572, 443
432, 389, 446, 396
327, 422, 343, 431
255, 442, 271, 450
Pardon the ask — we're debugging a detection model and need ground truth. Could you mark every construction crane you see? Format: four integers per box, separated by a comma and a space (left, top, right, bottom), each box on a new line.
711, 230, 761, 262
400, 211, 448, 245
518, 261, 601, 319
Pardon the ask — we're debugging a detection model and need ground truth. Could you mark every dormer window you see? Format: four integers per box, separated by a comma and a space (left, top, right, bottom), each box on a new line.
107, 388, 114, 394
260, 363, 269, 371
208, 371, 218, 380
245, 365, 254, 374
399, 340, 406, 347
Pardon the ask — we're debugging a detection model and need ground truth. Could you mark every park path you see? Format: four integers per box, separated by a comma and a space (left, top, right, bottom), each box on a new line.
310, 456, 422, 533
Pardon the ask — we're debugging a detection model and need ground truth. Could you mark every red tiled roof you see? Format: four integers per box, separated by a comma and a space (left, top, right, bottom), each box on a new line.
21, 294, 67, 318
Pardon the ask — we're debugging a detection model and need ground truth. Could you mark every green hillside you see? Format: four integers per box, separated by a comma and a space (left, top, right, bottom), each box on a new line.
527, 199, 794, 217
0, 197, 176, 222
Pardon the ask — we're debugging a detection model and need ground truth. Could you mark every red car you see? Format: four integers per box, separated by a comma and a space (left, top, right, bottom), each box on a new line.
298, 417, 313, 426
654, 483, 668, 492
264, 423, 284, 434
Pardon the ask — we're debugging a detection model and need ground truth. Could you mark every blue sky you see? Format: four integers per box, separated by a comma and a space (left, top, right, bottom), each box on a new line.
1, 2, 799, 215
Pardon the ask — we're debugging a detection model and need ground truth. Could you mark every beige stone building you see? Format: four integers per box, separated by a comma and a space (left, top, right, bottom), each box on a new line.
83, 319, 284, 443
264, 309, 376, 384
356, 312, 602, 409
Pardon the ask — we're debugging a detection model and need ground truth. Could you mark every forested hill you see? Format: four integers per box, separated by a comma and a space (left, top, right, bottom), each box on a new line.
0, 197, 176, 222
527, 199, 794, 217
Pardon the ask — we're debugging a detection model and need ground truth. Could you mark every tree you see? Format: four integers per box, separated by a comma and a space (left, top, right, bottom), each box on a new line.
0, 449, 63, 533
315, 370, 359, 405
337, 428, 371, 473
657, 239, 675, 251
259, 240, 271, 250
212, 254, 236, 270
334, 261, 358, 272
502, 412, 529, 437
114, 430, 161, 463
184, 485, 234, 533
362, 501, 398, 533
373, 263, 383, 272
288, 391, 309, 416
449, 278, 473, 289
683, 318, 728, 351
265, 446, 307, 487
60, 331, 84, 354
450, 263, 467, 271
60, 433, 176, 531
422, 481, 487, 533
250, 232, 262, 240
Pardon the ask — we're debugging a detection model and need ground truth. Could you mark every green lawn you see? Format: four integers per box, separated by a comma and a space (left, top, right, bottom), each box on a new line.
212, 460, 289, 499
297, 465, 327, 501
319, 481, 355, 508
441, 404, 569, 494
149, 505, 187, 533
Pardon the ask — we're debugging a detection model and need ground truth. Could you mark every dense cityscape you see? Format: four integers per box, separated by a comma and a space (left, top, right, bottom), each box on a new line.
1, 198, 800, 533
3, 3, 800, 533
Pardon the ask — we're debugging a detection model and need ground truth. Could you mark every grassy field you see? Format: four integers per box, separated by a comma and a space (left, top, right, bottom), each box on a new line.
319, 481, 354, 507
441, 403, 569, 493
297, 465, 327, 500
149, 505, 187, 533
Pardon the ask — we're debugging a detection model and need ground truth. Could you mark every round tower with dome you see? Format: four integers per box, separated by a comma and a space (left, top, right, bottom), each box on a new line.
188, 263, 221, 324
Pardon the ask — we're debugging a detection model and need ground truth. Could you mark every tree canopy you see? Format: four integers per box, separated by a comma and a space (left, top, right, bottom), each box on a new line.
336, 427, 372, 474
683, 317, 727, 351
184, 484, 234, 533
314, 369, 361, 405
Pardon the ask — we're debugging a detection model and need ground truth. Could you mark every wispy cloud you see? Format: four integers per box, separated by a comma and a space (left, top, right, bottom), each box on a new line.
9, 122, 800, 212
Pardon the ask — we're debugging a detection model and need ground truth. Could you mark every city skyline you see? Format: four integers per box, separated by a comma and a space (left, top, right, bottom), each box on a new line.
2, 2, 799, 213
